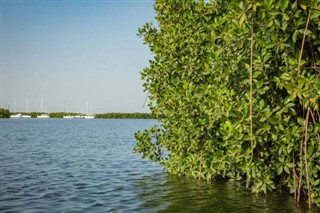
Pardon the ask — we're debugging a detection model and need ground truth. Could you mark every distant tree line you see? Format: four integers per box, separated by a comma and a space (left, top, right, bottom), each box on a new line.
95, 112, 154, 119
0, 109, 154, 119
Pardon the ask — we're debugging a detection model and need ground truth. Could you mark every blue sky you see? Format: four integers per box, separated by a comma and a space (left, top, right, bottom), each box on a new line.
0, 0, 155, 113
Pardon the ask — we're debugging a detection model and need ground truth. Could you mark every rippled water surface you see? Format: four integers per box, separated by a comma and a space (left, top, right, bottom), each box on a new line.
0, 119, 317, 212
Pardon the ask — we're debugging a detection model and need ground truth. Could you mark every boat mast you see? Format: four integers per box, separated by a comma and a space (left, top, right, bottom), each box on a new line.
26, 98, 29, 113
13, 97, 16, 114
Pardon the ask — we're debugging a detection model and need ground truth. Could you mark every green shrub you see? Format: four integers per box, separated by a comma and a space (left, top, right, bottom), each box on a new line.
135, 0, 320, 208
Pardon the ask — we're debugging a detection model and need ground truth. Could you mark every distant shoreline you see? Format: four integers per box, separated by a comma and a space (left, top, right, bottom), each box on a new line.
0, 108, 154, 119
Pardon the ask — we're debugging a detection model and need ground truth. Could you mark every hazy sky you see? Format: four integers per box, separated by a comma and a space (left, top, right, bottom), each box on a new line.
1, 0, 155, 113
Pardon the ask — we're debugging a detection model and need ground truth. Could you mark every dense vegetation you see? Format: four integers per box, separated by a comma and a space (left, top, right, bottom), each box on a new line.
134, 0, 320, 208
0, 108, 10, 118
95, 112, 153, 119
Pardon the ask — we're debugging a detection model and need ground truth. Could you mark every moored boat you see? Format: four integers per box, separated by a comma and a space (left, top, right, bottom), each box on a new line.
37, 114, 50, 119
63, 115, 73, 119
73, 115, 84, 119
22, 98, 31, 118
37, 98, 49, 118
10, 114, 22, 118
84, 115, 95, 119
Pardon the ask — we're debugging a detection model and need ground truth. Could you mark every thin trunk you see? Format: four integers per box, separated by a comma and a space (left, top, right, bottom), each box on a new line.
309, 109, 320, 142
293, 151, 297, 201
297, 13, 310, 76
296, 13, 311, 201
249, 0, 255, 159
142, 91, 150, 108
304, 107, 311, 209
297, 121, 305, 203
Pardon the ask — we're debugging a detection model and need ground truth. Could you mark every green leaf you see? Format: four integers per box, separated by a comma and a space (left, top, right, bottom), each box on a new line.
291, 0, 297, 10
297, 117, 304, 126
286, 103, 295, 108
299, 2, 307, 10
280, 0, 289, 11
257, 80, 264, 89
183, 81, 188, 90
310, 9, 320, 20
292, 30, 298, 43
267, 20, 273, 28
281, 73, 291, 81
262, 183, 267, 194
284, 83, 294, 92
284, 166, 290, 174
253, 71, 260, 78
277, 166, 283, 175
274, 76, 280, 84
224, 120, 232, 130
239, 14, 246, 26
239, 1, 244, 10
282, 21, 288, 31
259, 99, 265, 110
308, 145, 313, 156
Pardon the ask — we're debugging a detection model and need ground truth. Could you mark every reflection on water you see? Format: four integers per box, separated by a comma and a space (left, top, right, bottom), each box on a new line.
133, 174, 316, 213
0, 119, 318, 212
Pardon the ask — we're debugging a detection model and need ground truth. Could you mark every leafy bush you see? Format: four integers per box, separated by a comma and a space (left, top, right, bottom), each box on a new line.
134, 0, 320, 208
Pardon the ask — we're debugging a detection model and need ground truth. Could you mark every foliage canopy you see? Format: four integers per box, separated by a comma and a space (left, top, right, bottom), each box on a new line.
135, 0, 320, 208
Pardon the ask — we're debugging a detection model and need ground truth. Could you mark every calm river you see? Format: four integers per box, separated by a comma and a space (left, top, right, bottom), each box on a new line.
0, 119, 317, 212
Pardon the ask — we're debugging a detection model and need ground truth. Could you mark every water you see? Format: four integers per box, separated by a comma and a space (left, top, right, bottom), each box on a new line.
0, 119, 317, 212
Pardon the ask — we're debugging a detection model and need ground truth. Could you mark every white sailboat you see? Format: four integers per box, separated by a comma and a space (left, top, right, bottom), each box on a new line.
21, 98, 31, 118
37, 114, 49, 119
72, 104, 84, 119
10, 98, 21, 118
63, 115, 73, 119
73, 115, 85, 119
84, 102, 94, 119
37, 98, 50, 119
10, 114, 22, 118
84, 115, 94, 119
